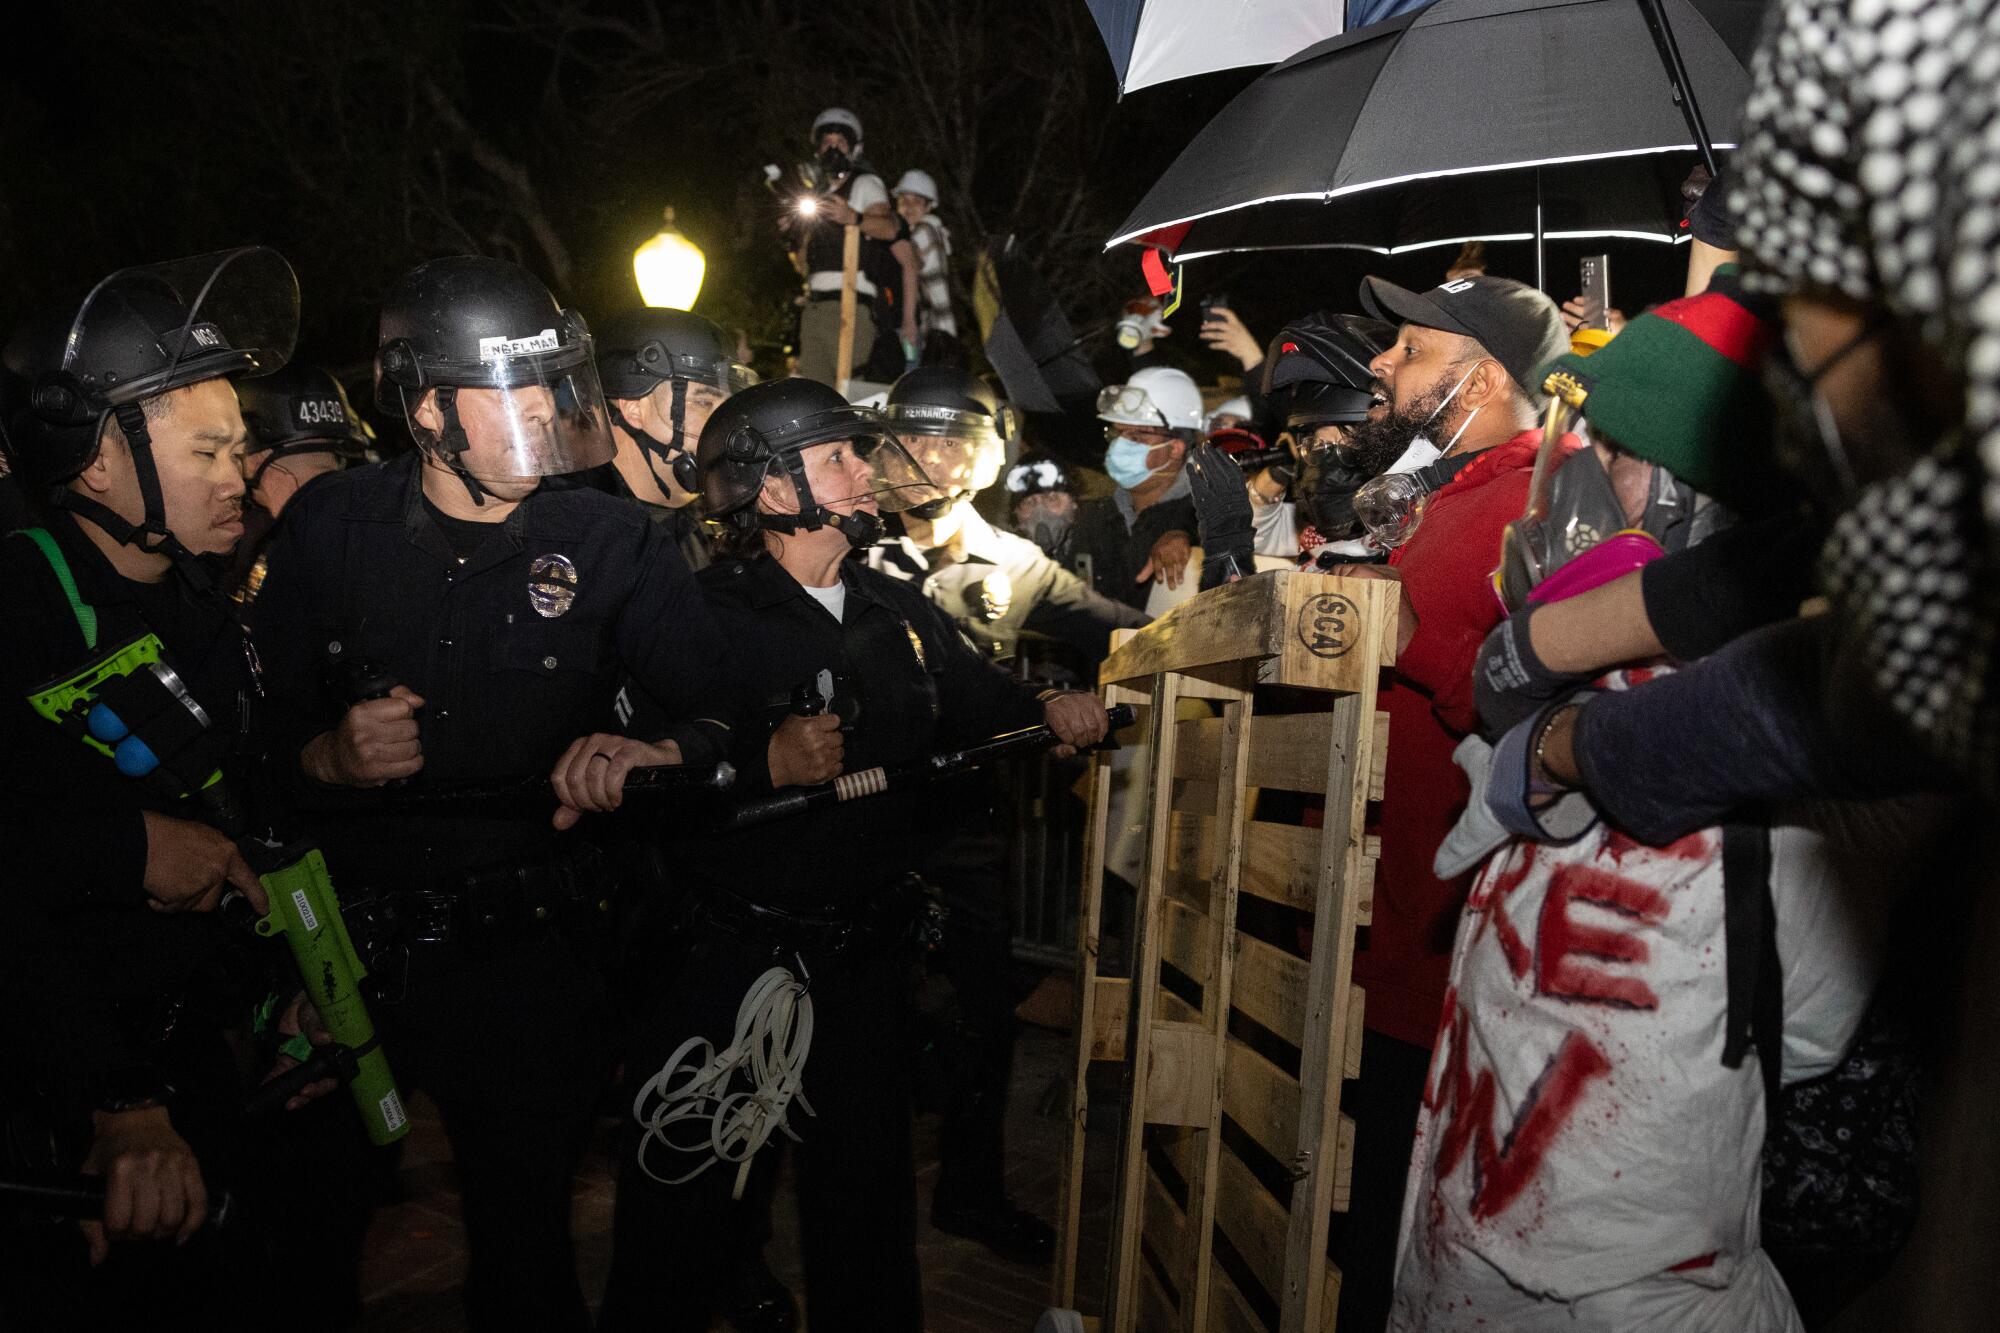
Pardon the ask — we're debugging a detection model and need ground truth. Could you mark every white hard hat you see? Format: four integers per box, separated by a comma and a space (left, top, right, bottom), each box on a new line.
893, 169, 939, 203
811, 107, 863, 152
1205, 395, 1253, 431
1097, 366, 1204, 433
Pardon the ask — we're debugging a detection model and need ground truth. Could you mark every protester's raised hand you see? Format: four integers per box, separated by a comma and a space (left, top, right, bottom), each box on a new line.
1198, 306, 1263, 370
1138, 531, 1194, 590
1559, 297, 1626, 336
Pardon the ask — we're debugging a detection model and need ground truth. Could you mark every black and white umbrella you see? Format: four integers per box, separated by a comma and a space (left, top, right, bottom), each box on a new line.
1110, 0, 1768, 273
1083, 0, 1348, 95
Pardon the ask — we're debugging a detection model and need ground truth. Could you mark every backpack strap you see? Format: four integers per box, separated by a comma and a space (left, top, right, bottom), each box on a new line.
10, 527, 99, 650
1721, 817, 1784, 1112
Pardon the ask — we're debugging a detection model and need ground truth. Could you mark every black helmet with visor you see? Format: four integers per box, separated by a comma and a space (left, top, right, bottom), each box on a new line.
697, 376, 947, 549
5, 246, 298, 570
596, 307, 752, 496
884, 367, 1013, 518
375, 256, 612, 505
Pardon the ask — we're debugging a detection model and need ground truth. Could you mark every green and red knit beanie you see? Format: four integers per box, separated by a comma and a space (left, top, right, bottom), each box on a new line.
1540, 266, 1788, 514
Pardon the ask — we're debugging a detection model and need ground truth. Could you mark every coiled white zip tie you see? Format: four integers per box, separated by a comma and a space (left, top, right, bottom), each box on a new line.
632, 962, 815, 1200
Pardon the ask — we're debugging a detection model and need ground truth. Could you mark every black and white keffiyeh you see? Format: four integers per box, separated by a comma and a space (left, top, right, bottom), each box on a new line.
1731, 0, 2000, 793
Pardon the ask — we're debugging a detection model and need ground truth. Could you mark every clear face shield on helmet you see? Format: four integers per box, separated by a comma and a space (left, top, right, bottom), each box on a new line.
884, 402, 1011, 505
395, 314, 616, 484
743, 406, 952, 520
44, 247, 300, 562
63, 246, 300, 406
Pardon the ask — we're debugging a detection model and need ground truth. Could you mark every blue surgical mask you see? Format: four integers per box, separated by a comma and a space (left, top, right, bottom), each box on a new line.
1104, 435, 1159, 489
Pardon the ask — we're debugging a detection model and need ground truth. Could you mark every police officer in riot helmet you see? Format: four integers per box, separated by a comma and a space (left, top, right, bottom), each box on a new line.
599, 377, 1109, 1332
1260, 312, 1398, 564
865, 367, 1142, 1261
228, 362, 375, 612
0, 248, 367, 1325
249, 255, 735, 1330
873, 367, 1145, 673
589, 305, 753, 566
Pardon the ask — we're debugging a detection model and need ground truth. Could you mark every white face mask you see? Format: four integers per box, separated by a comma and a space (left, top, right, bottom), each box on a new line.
1383, 437, 1444, 475
1421, 360, 1484, 456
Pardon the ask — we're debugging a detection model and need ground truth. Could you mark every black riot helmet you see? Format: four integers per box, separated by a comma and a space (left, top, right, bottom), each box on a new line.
237, 362, 375, 491
375, 255, 613, 505
1262, 312, 1394, 430
697, 376, 947, 549
595, 307, 752, 496
3, 247, 297, 568
883, 367, 1014, 518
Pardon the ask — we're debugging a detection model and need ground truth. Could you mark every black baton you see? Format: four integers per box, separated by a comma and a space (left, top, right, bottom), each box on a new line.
721, 703, 1135, 831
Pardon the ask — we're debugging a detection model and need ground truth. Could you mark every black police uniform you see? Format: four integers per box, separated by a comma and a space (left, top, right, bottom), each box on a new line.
1070, 474, 1198, 611
599, 552, 1047, 1333
0, 517, 365, 1327
251, 450, 733, 1330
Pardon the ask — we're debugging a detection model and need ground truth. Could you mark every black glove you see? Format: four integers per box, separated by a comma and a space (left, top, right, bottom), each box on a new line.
1473, 601, 1595, 741
1186, 440, 1256, 591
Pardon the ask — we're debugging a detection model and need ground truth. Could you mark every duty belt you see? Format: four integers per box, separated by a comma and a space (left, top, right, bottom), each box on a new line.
343, 846, 612, 961
694, 874, 945, 956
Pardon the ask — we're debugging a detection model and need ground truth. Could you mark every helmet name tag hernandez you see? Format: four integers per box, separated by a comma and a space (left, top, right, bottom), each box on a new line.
528, 553, 580, 618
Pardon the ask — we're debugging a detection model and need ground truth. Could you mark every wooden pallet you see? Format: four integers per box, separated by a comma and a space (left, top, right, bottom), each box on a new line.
1055, 571, 1395, 1333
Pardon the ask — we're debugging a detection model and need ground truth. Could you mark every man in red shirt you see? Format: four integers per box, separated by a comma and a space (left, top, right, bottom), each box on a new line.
1322, 273, 1568, 1329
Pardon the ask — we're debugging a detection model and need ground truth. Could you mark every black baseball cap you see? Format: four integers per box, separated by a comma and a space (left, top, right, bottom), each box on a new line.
1359, 274, 1568, 399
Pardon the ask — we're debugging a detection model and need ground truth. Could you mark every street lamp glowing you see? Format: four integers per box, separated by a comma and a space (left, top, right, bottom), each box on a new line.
632, 206, 705, 310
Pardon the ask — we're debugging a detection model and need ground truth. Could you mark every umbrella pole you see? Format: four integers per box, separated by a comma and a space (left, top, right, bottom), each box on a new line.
1535, 167, 1546, 292
1637, 0, 1720, 178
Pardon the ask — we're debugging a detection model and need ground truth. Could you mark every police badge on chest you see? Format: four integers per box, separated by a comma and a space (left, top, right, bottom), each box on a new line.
528, 553, 579, 618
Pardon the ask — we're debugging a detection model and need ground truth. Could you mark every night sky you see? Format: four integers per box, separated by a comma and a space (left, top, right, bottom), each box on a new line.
3, 1, 1695, 400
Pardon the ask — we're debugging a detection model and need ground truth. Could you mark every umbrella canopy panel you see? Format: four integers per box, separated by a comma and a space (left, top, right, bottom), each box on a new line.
1085, 0, 1347, 94
1169, 151, 1714, 258
1110, 0, 1760, 250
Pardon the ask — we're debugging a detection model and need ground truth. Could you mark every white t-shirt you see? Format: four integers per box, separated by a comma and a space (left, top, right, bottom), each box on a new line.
1389, 668, 1925, 1331
806, 172, 889, 296
802, 580, 847, 622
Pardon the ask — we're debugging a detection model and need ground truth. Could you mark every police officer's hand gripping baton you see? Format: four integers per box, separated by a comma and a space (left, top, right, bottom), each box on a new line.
721, 703, 1135, 831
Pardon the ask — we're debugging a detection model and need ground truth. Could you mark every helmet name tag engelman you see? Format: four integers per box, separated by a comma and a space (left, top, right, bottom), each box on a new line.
478, 329, 560, 362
